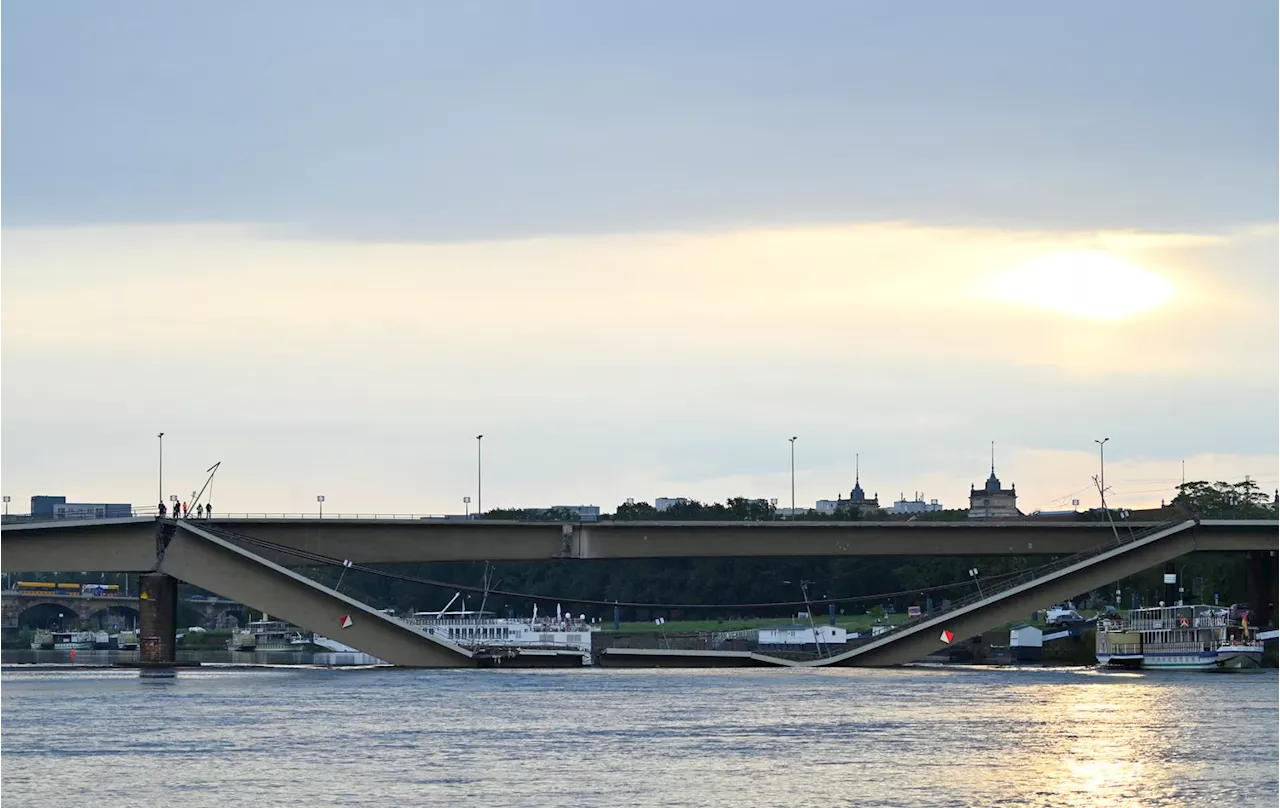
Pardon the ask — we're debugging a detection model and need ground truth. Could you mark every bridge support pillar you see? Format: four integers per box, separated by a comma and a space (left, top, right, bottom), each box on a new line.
138, 573, 178, 664
1245, 551, 1278, 629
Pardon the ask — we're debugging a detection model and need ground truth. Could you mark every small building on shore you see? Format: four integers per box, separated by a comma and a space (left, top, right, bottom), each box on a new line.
758, 624, 848, 652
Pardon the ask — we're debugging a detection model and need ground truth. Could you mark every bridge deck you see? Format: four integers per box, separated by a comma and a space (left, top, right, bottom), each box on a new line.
4, 517, 1274, 572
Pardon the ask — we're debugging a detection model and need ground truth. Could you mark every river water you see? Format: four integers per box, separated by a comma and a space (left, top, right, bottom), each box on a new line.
2, 664, 1276, 807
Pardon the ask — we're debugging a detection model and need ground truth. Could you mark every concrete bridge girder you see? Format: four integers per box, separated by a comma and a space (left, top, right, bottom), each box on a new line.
813, 521, 1204, 667
160, 523, 475, 667
3, 517, 1276, 572
1, 517, 157, 573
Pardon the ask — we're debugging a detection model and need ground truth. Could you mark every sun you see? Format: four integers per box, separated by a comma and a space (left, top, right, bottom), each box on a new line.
990, 251, 1174, 320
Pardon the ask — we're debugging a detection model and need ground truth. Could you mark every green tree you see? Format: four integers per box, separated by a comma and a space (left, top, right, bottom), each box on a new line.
1172, 480, 1277, 518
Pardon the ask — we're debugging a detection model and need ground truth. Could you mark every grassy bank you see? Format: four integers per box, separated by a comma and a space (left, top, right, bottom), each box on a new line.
603, 614, 915, 634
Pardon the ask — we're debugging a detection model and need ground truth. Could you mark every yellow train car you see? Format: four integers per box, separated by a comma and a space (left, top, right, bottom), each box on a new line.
15, 581, 57, 590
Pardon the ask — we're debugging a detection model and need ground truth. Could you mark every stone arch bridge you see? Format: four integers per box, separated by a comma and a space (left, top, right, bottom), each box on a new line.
0, 591, 140, 630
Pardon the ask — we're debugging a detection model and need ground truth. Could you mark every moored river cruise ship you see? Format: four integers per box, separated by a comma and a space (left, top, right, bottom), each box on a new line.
405, 608, 599, 664
1096, 604, 1263, 671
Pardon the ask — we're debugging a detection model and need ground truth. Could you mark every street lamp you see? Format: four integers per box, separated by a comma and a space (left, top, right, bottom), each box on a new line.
770, 497, 778, 521
317, 495, 325, 518
157, 432, 165, 505
463, 496, 471, 518
476, 435, 484, 518
788, 437, 797, 517
0, 494, 6, 589
1094, 437, 1110, 509
170, 494, 179, 519
969, 567, 983, 598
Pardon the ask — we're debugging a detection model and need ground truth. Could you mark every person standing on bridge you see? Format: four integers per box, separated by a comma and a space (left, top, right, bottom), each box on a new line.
205, 502, 212, 518
182, 501, 189, 519
158, 502, 167, 519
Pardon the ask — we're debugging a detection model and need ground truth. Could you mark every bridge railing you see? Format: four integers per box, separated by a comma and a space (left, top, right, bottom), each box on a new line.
855, 520, 1187, 643
4, 511, 467, 523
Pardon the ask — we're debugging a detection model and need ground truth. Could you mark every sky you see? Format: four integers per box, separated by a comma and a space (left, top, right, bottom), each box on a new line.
2, 2, 1277, 516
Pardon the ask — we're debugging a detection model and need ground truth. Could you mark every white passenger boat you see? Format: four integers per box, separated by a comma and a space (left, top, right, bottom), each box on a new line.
117, 630, 139, 650
228, 618, 305, 651
51, 631, 96, 650
1096, 604, 1264, 671
30, 629, 53, 649
405, 606, 599, 664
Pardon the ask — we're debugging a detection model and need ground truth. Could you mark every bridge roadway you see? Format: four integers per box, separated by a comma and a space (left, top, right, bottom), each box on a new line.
2, 517, 1276, 573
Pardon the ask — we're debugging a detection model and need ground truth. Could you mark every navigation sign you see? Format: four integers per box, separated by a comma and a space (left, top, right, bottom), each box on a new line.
939, 629, 954, 644
340, 614, 354, 629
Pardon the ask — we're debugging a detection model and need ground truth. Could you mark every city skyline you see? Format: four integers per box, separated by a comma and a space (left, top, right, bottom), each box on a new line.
2, 3, 1276, 517
2, 437, 1273, 516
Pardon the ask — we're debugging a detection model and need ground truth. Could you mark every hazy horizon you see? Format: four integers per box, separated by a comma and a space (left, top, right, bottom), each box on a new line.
3, 2, 1276, 515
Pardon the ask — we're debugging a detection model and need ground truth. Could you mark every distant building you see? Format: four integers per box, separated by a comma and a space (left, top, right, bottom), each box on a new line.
968, 447, 1020, 519
552, 505, 600, 522
654, 497, 690, 512
758, 624, 849, 652
888, 493, 944, 515
843, 454, 880, 514
814, 499, 841, 515
31, 495, 132, 520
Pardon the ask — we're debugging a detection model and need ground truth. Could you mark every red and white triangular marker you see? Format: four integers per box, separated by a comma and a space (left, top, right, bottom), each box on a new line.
340, 614, 354, 629
939, 629, 954, 644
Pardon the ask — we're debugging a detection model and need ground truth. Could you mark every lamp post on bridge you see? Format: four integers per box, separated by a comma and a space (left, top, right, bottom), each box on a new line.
1094, 437, 1110, 511
476, 434, 484, 519
788, 436, 797, 518
969, 567, 983, 598
317, 495, 325, 518
157, 432, 165, 506
0, 494, 6, 589
463, 496, 471, 518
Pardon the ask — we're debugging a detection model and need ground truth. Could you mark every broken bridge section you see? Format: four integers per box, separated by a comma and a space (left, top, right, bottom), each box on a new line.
160, 522, 474, 668
810, 520, 1203, 667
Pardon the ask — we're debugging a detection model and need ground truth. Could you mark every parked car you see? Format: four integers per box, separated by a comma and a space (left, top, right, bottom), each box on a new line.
1046, 606, 1086, 626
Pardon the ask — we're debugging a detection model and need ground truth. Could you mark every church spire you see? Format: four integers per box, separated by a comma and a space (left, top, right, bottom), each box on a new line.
985, 441, 1002, 492
851, 453, 866, 501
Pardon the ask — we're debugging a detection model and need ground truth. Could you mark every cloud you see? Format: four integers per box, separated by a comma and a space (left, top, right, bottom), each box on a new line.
1, 219, 1274, 513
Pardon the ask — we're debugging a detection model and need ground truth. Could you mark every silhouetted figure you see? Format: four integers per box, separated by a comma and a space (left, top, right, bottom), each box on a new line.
158, 502, 167, 519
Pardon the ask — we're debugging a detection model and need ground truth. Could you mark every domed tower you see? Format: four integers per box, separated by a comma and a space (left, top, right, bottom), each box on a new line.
969, 442, 1020, 519
847, 454, 880, 514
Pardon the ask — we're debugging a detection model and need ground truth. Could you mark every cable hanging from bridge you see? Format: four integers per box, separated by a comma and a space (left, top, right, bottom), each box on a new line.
193, 523, 1070, 611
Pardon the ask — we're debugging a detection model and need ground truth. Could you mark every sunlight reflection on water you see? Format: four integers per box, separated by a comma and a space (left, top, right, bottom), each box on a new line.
2, 666, 1276, 808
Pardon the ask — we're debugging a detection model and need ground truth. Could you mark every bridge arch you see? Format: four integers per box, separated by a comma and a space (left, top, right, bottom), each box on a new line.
88, 603, 141, 630
15, 602, 86, 629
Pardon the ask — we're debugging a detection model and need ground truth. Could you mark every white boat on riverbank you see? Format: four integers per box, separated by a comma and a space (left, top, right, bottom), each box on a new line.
51, 631, 95, 650
1096, 604, 1264, 671
405, 606, 599, 665
229, 618, 306, 651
